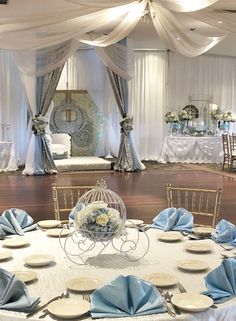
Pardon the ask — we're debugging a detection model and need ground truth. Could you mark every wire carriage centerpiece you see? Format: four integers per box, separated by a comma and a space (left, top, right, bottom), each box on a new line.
59, 180, 150, 264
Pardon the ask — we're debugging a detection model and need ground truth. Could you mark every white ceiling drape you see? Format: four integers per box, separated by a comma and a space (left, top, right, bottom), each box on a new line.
0, 0, 232, 58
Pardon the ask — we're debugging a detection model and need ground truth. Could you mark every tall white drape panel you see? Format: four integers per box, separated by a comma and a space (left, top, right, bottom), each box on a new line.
167, 52, 236, 128
0, 50, 28, 165
129, 51, 168, 160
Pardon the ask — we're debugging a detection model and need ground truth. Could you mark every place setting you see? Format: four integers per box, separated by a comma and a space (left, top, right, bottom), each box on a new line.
24, 254, 55, 268
0, 250, 12, 262
11, 270, 38, 284
2, 237, 30, 248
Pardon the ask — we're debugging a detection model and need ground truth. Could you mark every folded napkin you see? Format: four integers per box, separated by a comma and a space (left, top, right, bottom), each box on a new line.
203, 258, 236, 303
152, 207, 193, 232
90, 275, 166, 318
211, 219, 236, 245
0, 208, 37, 236
69, 202, 86, 220
0, 268, 40, 313
0, 226, 6, 239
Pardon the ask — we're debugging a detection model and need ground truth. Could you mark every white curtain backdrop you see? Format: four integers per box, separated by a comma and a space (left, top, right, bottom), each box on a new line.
129, 50, 168, 160
0, 50, 28, 165
167, 52, 236, 132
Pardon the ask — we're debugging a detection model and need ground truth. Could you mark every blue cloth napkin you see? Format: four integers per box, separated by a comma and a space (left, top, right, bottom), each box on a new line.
69, 202, 86, 221
90, 275, 166, 318
152, 207, 193, 232
0, 208, 37, 236
203, 258, 236, 303
0, 226, 6, 239
211, 219, 236, 245
0, 268, 40, 312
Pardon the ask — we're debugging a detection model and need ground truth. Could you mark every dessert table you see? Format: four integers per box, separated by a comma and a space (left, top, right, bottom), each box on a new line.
0, 227, 236, 321
0, 142, 18, 172
158, 136, 223, 164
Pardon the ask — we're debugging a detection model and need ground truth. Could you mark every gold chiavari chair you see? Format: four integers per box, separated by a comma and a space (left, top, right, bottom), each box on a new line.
51, 183, 95, 221
222, 133, 231, 171
166, 184, 222, 227
223, 134, 236, 172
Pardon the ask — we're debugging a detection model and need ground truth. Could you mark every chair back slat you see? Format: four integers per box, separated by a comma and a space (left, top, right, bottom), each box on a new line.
166, 184, 222, 227
52, 183, 96, 220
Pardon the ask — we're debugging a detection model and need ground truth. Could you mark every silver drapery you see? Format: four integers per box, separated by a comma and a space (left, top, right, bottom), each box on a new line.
107, 69, 145, 171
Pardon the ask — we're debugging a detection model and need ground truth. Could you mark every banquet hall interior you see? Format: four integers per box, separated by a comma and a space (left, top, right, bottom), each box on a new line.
1, 1, 236, 320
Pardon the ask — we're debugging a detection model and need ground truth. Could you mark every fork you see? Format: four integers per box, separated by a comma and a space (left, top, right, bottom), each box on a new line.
164, 291, 181, 315
83, 293, 91, 303
27, 289, 69, 318
157, 288, 176, 317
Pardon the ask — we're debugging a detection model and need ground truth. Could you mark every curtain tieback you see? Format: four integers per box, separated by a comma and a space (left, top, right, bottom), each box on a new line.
32, 113, 47, 135
120, 116, 133, 135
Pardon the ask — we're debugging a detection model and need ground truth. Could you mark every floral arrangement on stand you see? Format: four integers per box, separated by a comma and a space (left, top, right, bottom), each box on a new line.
164, 111, 179, 123
178, 110, 193, 121
32, 113, 47, 135
211, 108, 222, 121
76, 201, 123, 242
221, 111, 236, 122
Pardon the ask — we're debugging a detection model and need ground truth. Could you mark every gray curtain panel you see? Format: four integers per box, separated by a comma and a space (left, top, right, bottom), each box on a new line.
35, 64, 64, 174
107, 69, 144, 171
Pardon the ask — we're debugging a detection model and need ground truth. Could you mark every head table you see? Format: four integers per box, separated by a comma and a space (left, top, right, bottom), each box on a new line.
0, 227, 236, 321
158, 136, 223, 164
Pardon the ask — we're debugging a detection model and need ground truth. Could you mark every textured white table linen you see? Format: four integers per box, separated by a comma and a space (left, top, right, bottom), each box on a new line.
0, 142, 18, 172
0, 228, 236, 321
158, 136, 223, 164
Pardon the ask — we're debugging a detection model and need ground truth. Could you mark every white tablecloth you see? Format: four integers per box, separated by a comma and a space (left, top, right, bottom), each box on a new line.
0, 142, 18, 172
0, 228, 236, 321
158, 136, 223, 164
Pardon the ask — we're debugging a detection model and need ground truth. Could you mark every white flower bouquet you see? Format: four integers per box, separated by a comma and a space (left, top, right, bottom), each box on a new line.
221, 111, 236, 122
164, 111, 179, 123
178, 110, 193, 121
76, 202, 123, 242
211, 108, 222, 121
32, 113, 47, 135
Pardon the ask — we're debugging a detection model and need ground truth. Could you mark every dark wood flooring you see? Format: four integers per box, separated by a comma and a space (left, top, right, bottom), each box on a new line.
0, 164, 235, 225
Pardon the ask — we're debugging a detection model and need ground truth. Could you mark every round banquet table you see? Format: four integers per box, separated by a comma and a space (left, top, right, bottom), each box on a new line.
0, 227, 236, 321
158, 136, 223, 164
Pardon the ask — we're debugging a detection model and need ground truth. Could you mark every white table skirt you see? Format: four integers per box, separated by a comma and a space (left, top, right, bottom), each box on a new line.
158, 136, 223, 164
0, 142, 18, 172
0, 228, 236, 321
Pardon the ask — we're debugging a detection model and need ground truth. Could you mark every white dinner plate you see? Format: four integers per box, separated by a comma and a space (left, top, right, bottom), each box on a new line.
24, 254, 55, 267
12, 270, 38, 283
143, 273, 178, 287
37, 220, 61, 228
48, 298, 90, 319
66, 277, 101, 292
46, 228, 71, 237
0, 250, 12, 261
158, 231, 183, 242
185, 242, 212, 253
192, 227, 215, 236
171, 293, 213, 312
177, 259, 209, 272
2, 238, 29, 248
221, 251, 236, 259
125, 219, 144, 227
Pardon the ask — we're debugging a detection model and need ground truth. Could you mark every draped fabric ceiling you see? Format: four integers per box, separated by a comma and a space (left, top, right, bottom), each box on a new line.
0, 0, 235, 58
